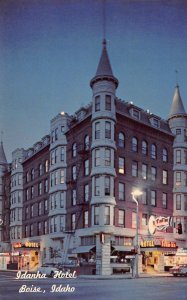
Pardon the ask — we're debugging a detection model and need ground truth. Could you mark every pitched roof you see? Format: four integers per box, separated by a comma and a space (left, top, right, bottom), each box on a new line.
90, 40, 118, 88
168, 85, 186, 118
0, 141, 7, 165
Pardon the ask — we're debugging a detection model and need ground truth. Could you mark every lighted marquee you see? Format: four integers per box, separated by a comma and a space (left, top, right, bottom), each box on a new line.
140, 239, 177, 248
13, 242, 40, 249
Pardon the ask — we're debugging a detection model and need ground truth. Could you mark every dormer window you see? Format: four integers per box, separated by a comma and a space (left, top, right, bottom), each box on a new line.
176, 129, 181, 135
149, 116, 160, 128
132, 109, 140, 120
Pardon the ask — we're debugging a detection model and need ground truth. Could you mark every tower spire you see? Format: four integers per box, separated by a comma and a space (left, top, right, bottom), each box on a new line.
168, 85, 186, 119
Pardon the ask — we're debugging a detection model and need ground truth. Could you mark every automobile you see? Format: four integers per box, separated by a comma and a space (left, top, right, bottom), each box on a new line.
169, 265, 187, 277
37, 263, 58, 277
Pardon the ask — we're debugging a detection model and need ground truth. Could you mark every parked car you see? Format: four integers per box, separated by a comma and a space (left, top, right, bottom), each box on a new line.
169, 265, 187, 277
37, 263, 58, 277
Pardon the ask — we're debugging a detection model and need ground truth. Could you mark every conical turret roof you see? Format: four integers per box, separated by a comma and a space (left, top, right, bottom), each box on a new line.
90, 40, 118, 88
0, 141, 7, 165
168, 85, 186, 119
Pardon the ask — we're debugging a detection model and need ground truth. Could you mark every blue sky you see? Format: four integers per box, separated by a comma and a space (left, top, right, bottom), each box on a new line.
0, 0, 187, 161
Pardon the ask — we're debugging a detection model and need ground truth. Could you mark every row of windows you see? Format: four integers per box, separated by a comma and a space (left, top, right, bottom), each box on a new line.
51, 169, 65, 186
25, 160, 49, 183
175, 194, 187, 211
25, 179, 48, 200
50, 192, 65, 210
11, 191, 22, 205
25, 220, 48, 237
95, 95, 112, 112
25, 199, 48, 219
118, 134, 168, 161
175, 172, 187, 187
95, 121, 112, 140
11, 174, 22, 187
51, 147, 65, 165
175, 149, 187, 164
10, 208, 22, 222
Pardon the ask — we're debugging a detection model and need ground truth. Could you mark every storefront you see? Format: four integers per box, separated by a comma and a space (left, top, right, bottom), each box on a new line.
140, 239, 177, 272
12, 241, 40, 271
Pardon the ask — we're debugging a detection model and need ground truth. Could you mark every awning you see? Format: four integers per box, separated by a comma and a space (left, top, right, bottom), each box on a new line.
113, 246, 134, 252
73, 245, 95, 254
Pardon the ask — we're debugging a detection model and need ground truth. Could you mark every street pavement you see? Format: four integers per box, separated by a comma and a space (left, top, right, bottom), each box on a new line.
0, 271, 187, 300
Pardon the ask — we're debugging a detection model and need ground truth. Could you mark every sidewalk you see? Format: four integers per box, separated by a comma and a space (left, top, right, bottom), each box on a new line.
79, 272, 173, 280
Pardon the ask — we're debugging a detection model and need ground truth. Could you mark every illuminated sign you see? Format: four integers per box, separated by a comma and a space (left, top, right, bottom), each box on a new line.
140, 239, 176, 248
148, 215, 172, 235
13, 242, 40, 249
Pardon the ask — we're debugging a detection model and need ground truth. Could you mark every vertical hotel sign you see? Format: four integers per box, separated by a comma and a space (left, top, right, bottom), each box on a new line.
148, 216, 172, 235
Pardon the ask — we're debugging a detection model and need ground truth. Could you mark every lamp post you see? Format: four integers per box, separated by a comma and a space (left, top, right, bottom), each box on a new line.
131, 189, 142, 278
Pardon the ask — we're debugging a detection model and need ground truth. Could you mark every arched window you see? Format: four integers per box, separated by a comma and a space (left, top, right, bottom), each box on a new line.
132, 137, 138, 152
151, 144, 157, 159
119, 132, 125, 148
72, 143, 76, 158
163, 148, 168, 162
84, 135, 89, 150
142, 140, 148, 155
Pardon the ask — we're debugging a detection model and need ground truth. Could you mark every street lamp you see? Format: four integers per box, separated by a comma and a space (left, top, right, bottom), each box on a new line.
131, 189, 142, 278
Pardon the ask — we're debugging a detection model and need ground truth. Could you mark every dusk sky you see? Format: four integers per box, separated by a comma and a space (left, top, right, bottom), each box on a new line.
0, 0, 187, 162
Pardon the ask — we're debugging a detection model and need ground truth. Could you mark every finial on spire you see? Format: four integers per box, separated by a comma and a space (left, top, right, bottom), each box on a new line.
102, 0, 106, 42
175, 69, 179, 87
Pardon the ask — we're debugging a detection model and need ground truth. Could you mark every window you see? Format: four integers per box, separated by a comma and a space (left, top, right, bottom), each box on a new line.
119, 210, 125, 226
151, 167, 157, 181
60, 216, 64, 232
176, 128, 181, 135
51, 194, 57, 210
61, 125, 65, 133
60, 192, 65, 208
72, 166, 76, 180
142, 164, 147, 180
54, 216, 57, 232
18, 191, 21, 203
105, 121, 111, 139
176, 150, 181, 164
71, 214, 76, 230
104, 206, 110, 225
38, 222, 42, 235
95, 95, 100, 111
31, 168, 34, 180
105, 95, 111, 110
141, 190, 147, 205
39, 164, 43, 176
176, 194, 181, 210
142, 141, 148, 155
84, 211, 89, 228
51, 151, 55, 165
184, 195, 187, 211
132, 137, 138, 152
132, 109, 140, 119
55, 128, 58, 141
95, 122, 100, 139
84, 184, 89, 202
25, 225, 28, 238
26, 172, 29, 183
60, 169, 65, 184
132, 212, 136, 228
119, 132, 125, 148
119, 157, 125, 174
44, 199, 48, 213
94, 206, 99, 225
38, 182, 42, 195
151, 144, 157, 159
31, 186, 34, 198
162, 193, 167, 209
84, 135, 89, 150
72, 189, 76, 206
163, 148, 168, 162
95, 176, 100, 196
26, 189, 29, 201
150, 191, 156, 206
61, 147, 65, 161
44, 179, 48, 193
45, 160, 49, 173
44, 221, 48, 234
18, 174, 22, 185
185, 151, 187, 164
38, 202, 42, 216
163, 170, 168, 185
95, 149, 100, 166
184, 173, 187, 187
55, 171, 58, 185
176, 172, 181, 186
30, 224, 33, 237
105, 176, 110, 196
72, 143, 76, 158
153, 118, 159, 128
105, 148, 111, 166
119, 183, 125, 200
132, 161, 138, 177
31, 205, 34, 217
142, 214, 148, 226
84, 160, 89, 176
51, 172, 55, 187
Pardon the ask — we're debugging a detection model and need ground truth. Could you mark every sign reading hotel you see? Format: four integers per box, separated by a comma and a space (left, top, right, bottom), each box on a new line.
140, 239, 177, 248
148, 215, 172, 235
13, 242, 40, 249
